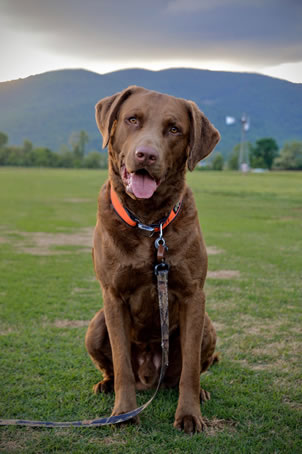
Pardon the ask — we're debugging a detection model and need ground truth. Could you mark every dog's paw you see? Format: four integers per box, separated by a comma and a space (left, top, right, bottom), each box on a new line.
200, 387, 211, 403
174, 409, 205, 434
111, 406, 140, 425
93, 378, 114, 394
111, 413, 140, 425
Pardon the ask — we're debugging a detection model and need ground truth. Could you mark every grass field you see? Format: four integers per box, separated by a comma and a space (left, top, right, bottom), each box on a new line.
0, 167, 301, 453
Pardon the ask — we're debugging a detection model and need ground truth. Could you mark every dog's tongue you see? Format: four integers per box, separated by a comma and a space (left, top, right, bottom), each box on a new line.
131, 172, 157, 199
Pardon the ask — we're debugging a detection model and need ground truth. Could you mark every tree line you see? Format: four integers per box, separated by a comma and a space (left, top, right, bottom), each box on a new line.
0, 131, 301, 171
0, 130, 108, 169
201, 138, 302, 171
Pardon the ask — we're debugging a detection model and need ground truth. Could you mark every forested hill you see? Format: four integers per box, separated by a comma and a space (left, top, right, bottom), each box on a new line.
0, 68, 301, 156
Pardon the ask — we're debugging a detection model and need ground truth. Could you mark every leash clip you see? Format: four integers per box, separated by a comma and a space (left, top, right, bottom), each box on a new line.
155, 223, 168, 264
154, 261, 170, 275
154, 223, 168, 250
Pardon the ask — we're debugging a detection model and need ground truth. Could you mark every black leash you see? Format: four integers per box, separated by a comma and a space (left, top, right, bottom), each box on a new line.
0, 227, 170, 428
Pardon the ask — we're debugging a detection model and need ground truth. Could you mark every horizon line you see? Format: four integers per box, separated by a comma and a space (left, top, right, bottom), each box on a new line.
0, 66, 300, 85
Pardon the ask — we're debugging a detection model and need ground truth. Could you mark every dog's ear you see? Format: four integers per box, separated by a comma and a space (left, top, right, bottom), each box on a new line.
187, 101, 220, 171
95, 86, 140, 148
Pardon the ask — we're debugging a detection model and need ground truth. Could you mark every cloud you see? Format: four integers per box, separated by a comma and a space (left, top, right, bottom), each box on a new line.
0, 0, 302, 78
166, 0, 244, 13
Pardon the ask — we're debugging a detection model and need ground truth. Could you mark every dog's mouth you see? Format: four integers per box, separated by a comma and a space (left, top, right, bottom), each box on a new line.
121, 165, 160, 199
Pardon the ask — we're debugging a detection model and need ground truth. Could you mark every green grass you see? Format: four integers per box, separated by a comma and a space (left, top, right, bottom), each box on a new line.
0, 167, 301, 453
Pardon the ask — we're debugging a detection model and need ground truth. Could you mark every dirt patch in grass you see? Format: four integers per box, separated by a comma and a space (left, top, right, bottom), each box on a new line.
283, 398, 302, 410
250, 363, 272, 371
252, 339, 301, 356
64, 198, 92, 203
219, 314, 301, 374
4, 227, 94, 255
231, 315, 285, 337
0, 320, 16, 336
206, 298, 238, 313
0, 427, 43, 452
207, 246, 224, 255
204, 417, 237, 436
278, 216, 298, 222
230, 333, 301, 373
235, 359, 273, 371
276, 377, 302, 393
207, 270, 240, 279
213, 321, 227, 333
102, 436, 127, 445
71, 286, 96, 295
0, 327, 14, 336
0, 439, 23, 453
53, 319, 90, 328
239, 358, 301, 377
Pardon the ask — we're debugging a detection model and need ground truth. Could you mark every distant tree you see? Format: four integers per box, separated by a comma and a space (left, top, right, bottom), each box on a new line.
0, 132, 9, 165
5, 146, 26, 166
196, 161, 211, 171
69, 130, 89, 159
228, 145, 240, 170
212, 152, 224, 171
228, 142, 253, 170
4, 140, 35, 166
273, 141, 302, 170
31, 147, 59, 167
0, 132, 8, 148
99, 151, 108, 169
250, 138, 278, 169
57, 150, 75, 168
0, 131, 108, 169
23, 139, 33, 154
22, 140, 35, 166
0, 148, 10, 165
82, 151, 109, 169
83, 151, 101, 169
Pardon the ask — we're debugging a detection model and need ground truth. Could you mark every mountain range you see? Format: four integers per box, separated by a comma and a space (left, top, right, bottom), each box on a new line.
0, 68, 301, 157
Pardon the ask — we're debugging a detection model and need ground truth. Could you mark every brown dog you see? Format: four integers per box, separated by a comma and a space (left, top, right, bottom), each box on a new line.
85, 86, 220, 434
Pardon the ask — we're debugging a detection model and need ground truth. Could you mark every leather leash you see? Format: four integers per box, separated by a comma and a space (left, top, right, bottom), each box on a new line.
0, 226, 170, 428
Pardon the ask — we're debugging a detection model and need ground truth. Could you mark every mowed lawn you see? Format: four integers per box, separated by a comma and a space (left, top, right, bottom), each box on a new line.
0, 167, 301, 453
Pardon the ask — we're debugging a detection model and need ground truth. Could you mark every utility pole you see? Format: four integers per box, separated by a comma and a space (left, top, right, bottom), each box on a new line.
239, 114, 250, 172
225, 113, 251, 172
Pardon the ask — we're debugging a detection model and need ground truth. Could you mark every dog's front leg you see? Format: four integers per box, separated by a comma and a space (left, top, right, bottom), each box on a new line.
103, 289, 138, 420
174, 287, 205, 434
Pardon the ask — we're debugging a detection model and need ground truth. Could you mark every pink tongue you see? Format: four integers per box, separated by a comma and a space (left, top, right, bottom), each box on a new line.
131, 172, 157, 199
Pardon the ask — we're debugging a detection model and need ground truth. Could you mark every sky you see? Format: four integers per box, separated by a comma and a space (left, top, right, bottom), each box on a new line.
0, 0, 302, 84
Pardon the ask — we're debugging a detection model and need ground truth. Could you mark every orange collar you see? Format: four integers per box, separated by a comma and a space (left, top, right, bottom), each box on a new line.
110, 186, 182, 234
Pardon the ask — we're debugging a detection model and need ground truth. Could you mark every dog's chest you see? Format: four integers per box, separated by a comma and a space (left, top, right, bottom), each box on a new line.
126, 275, 180, 343
111, 260, 194, 342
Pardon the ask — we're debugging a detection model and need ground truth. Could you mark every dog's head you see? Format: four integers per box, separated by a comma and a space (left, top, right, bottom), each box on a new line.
95, 86, 220, 200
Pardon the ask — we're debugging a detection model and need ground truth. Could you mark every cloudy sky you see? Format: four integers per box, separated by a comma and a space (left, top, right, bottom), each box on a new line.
0, 0, 302, 83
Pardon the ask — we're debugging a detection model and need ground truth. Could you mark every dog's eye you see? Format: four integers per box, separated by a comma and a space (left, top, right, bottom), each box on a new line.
169, 126, 179, 134
127, 116, 138, 125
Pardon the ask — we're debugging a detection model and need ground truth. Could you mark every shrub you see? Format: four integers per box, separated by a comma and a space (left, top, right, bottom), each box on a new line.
212, 152, 224, 170
273, 141, 302, 170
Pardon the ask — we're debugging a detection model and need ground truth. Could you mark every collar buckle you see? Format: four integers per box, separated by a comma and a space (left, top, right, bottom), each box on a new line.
137, 223, 155, 234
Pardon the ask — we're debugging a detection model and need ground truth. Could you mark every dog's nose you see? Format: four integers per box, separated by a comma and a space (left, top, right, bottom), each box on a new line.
135, 146, 158, 165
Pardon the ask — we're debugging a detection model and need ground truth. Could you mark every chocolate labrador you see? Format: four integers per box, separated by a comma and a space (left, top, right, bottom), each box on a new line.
85, 86, 220, 434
